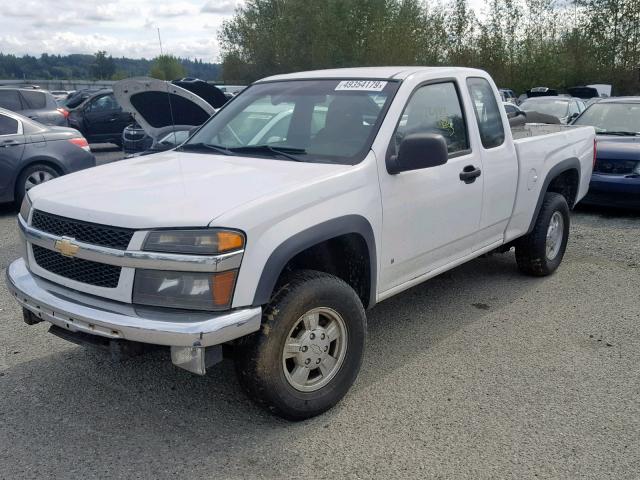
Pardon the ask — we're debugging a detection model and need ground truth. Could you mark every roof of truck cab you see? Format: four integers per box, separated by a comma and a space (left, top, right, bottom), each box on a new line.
257, 66, 488, 82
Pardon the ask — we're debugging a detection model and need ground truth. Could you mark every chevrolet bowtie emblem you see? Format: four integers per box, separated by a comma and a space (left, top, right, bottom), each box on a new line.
54, 238, 79, 257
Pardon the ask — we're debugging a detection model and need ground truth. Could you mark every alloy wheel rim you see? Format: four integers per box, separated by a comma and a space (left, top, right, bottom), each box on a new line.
25, 171, 54, 191
546, 211, 564, 260
282, 307, 348, 392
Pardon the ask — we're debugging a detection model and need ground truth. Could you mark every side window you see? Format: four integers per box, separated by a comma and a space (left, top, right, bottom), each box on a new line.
0, 90, 23, 111
568, 101, 580, 116
466, 78, 505, 149
504, 104, 516, 118
20, 90, 47, 109
393, 82, 469, 155
89, 94, 117, 112
0, 114, 19, 135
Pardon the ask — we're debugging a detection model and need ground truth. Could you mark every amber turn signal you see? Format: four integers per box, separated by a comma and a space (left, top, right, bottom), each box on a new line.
212, 270, 238, 306
217, 231, 244, 252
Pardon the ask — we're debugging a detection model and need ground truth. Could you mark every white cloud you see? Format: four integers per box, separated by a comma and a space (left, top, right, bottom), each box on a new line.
0, 0, 241, 62
201, 0, 238, 14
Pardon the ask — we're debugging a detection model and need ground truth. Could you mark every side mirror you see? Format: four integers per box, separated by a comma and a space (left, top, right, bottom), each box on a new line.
517, 110, 527, 117
387, 133, 449, 174
569, 112, 579, 122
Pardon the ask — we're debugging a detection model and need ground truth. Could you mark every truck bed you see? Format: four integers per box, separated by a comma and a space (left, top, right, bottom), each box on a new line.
505, 123, 595, 243
510, 123, 576, 140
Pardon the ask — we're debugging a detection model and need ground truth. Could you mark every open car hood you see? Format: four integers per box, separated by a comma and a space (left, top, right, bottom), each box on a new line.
567, 86, 599, 99
113, 77, 226, 140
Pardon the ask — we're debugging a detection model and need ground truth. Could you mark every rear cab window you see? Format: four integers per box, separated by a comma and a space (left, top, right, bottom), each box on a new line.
466, 78, 505, 149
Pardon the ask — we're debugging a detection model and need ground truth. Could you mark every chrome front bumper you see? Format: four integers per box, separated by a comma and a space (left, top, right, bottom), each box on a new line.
6, 258, 262, 373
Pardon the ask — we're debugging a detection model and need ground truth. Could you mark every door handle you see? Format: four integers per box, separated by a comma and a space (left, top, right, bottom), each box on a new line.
459, 165, 482, 184
0, 139, 19, 148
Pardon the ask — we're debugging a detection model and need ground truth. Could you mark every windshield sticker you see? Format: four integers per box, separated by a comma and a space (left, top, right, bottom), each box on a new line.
335, 80, 388, 92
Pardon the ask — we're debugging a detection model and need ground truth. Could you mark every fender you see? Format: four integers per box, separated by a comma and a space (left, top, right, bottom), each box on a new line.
526, 157, 580, 234
252, 215, 377, 309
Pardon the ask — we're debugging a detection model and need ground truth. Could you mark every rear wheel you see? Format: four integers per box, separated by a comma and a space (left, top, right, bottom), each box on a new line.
515, 192, 570, 276
15, 164, 59, 205
235, 270, 366, 420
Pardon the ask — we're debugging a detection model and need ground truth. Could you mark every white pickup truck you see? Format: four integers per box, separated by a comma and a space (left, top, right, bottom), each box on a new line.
7, 67, 595, 420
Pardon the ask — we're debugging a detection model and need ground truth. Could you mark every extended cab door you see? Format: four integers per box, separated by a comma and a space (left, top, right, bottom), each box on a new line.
464, 77, 518, 248
377, 80, 484, 295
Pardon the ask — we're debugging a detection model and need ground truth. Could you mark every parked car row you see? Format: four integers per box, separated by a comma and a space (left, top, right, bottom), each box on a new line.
0, 75, 637, 212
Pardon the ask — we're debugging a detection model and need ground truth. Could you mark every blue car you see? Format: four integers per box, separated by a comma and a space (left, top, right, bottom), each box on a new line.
572, 97, 640, 208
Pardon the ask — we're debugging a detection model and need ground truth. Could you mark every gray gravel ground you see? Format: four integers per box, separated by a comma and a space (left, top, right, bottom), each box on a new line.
0, 151, 638, 478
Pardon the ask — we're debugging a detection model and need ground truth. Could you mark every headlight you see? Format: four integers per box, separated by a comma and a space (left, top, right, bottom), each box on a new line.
19, 194, 32, 222
133, 269, 237, 311
143, 229, 244, 255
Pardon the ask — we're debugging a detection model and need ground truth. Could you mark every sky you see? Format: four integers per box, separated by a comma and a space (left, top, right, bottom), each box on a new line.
0, 0, 240, 62
0, 0, 486, 64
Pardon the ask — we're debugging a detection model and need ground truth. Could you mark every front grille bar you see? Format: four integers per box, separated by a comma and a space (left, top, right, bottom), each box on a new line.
19, 214, 242, 273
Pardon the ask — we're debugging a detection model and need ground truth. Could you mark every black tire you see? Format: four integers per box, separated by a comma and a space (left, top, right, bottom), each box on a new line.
235, 270, 366, 421
15, 163, 59, 206
515, 192, 570, 276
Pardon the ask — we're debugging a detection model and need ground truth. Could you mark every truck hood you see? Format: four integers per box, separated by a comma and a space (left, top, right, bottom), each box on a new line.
29, 150, 351, 229
113, 77, 223, 140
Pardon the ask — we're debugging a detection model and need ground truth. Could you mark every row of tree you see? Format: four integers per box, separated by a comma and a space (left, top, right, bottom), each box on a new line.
0, 52, 221, 81
219, 0, 640, 94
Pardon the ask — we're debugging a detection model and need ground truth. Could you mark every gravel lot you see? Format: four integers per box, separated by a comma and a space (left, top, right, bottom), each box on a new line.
0, 149, 638, 479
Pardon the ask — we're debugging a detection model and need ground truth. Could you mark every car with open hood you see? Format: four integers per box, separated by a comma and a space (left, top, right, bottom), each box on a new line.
114, 77, 227, 154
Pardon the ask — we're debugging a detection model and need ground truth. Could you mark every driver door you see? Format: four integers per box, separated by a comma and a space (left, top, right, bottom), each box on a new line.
377, 81, 484, 294
84, 94, 126, 140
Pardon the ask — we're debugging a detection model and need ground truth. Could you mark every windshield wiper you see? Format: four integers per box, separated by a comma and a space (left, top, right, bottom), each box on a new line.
596, 130, 640, 136
228, 145, 306, 162
179, 143, 233, 155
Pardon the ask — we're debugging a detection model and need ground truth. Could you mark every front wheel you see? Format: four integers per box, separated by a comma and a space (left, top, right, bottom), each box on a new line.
235, 270, 366, 420
515, 192, 570, 276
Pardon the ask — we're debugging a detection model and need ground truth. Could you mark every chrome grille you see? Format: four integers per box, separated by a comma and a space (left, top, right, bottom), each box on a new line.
32, 245, 121, 288
31, 210, 134, 250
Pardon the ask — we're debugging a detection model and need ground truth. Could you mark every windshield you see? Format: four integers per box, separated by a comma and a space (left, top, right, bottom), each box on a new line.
573, 102, 640, 133
186, 79, 399, 164
520, 99, 569, 118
